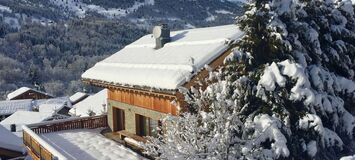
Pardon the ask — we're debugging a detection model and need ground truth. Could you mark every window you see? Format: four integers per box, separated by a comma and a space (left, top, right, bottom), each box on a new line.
136, 114, 160, 137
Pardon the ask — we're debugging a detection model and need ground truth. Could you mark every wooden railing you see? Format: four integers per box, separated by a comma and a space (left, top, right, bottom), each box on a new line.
23, 115, 108, 160
23, 131, 54, 160
29, 115, 108, 134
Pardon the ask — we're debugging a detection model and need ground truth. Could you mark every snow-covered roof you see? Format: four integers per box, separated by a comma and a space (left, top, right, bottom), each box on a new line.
7, 87, 52, 100
69, 92, 88, 104
0, 111, 52, 131
37, 97, 72, 114
39, 128, 144, 160
0, 99, 33, 116
82, 25, 243, 90
0, 125, 23, 152
69, 89, 107, 117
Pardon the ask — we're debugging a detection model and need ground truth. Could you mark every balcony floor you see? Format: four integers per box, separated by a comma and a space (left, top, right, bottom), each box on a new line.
39, 128, 145, 160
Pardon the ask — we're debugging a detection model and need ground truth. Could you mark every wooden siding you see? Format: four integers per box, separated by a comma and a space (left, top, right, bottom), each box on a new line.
23, 131, 52, 160
108, 89, 178, 115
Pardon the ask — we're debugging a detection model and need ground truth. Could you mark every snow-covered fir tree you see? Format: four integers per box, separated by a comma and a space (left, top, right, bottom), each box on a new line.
143, 0, 355, 159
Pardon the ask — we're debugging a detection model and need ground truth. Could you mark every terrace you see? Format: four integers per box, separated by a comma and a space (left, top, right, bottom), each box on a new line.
22, 115, 145, 160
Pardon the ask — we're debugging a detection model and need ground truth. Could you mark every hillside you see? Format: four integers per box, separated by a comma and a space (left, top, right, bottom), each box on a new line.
0, 0, 244, 99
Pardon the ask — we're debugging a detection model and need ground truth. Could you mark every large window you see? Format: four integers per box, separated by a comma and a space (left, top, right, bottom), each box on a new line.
136, 114, 160, 137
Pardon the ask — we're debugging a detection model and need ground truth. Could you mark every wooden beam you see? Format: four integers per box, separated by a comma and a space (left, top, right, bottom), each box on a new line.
82, 79, 176, 99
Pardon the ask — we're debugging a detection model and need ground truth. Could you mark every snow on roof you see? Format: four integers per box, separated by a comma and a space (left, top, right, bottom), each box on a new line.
82, 25, 244, 90
37, 97, 72, 114
0, 99, 33, 116
69, 89, 107, 117
7, 87, 52, 100
7, 87, 31, 100
0, 111, 52, 131
69, 92, 88, 103
0, 125, 23, 152
39, 128, 144, 160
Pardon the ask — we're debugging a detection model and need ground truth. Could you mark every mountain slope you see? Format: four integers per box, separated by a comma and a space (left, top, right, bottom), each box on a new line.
0, 0, 244, 99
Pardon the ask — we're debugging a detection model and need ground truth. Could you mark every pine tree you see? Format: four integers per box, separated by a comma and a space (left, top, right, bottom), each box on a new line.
143, 0, 355, 159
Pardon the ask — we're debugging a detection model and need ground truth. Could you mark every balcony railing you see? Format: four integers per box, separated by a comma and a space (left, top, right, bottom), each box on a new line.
23, 115, 108, 160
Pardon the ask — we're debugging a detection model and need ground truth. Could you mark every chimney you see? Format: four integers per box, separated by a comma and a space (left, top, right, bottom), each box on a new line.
10, 124, 16, 132
153, 24, 170, 49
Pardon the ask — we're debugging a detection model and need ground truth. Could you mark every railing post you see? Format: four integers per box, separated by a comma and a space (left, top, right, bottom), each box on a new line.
80, 119, 84, 128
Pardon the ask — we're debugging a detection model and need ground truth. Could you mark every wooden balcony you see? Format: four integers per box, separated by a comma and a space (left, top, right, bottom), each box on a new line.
23, 115, 108, 160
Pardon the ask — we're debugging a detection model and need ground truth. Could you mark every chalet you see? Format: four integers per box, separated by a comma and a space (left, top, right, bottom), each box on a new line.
81, 24, 243, 139
7, 87, 53, 100
21, 24, 244, 160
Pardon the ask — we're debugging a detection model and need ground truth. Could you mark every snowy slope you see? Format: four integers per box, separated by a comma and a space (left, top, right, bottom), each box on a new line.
49, 0, 154, 18
0, 0, 243, 30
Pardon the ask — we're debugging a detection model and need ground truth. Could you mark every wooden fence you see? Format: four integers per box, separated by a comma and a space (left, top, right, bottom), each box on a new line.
30, 115, 108, 134
23, 115, 108, 160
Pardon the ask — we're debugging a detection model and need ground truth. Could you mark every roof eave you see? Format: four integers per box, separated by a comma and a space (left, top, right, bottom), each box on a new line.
81, 78, 177, 98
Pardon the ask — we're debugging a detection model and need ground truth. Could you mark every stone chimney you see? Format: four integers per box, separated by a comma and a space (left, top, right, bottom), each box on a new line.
153, 24, 171, 49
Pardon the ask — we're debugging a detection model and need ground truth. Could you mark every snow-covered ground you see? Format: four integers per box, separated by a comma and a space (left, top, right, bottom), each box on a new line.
49, 0, 154, 18
39, 128, 145, 160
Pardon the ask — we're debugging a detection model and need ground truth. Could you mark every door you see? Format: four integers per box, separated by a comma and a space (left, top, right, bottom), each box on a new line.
114, 108, 125, 131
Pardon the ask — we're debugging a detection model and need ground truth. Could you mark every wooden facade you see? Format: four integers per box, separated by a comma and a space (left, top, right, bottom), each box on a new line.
80, 44, 235, 145
108, 88, 178, 116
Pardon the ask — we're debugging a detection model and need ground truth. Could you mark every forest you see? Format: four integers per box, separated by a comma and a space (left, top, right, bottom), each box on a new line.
0, 0, 243, 99
0, 18, 147, 99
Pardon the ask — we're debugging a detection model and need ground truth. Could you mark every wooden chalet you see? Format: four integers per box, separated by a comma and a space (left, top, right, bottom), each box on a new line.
22, 24, 244, 160
82, 24, 243, 141
7, 87, 53, 100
